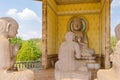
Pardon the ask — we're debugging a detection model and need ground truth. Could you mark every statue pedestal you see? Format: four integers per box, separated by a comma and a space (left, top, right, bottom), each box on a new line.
55, 70, 91, 80
87, 62, 100, 70
87, 63, 100, 80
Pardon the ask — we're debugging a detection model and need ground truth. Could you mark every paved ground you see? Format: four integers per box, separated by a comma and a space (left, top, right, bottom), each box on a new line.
33, 68, 98, 80
34, 68, 54, 80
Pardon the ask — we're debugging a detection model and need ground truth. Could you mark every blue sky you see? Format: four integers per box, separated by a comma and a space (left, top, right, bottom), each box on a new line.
111, 0, 120, 36
0, 0, 119, 39
0, 0, 42, 40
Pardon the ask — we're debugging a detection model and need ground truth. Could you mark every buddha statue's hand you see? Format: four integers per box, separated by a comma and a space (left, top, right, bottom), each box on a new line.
13, 43, 19, 56
81, 52, 92, 57
10, 43, 19, 69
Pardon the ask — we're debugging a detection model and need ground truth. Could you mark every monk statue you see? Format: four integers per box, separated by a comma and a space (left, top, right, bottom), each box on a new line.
0, 17, 34, 80
95, 24, 120, 80
71, 17, 95, 58
55, 32, 91, 80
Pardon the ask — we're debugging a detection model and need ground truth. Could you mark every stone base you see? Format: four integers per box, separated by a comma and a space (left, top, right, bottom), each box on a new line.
0, 69, 34, 80
97, 69, 120, 80
55, 70, 91, 80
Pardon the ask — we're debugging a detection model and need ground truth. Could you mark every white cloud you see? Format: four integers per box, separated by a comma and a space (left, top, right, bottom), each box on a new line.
17, 8, 41, 22
6, 9, 17, 16
6, 8, 41, 23
6, 8, 42, 40
111, 0, 120, 7
28, 31, 37, 35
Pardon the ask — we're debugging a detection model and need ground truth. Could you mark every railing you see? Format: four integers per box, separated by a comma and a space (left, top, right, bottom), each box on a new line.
14, 60, 42, 70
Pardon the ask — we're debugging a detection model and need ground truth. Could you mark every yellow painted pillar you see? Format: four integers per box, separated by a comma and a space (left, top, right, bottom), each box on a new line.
105, 0, 111, 69
42, 0, 48, 69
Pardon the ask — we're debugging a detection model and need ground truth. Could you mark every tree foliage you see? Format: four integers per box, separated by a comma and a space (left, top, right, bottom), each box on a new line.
10, 37, 42, 62
110, 36, 117, 51
17, 40, 41, 62
10, 37, 23, 49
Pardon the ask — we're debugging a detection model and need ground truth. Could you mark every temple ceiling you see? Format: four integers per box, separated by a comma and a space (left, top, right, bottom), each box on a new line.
55, 0, 101, 5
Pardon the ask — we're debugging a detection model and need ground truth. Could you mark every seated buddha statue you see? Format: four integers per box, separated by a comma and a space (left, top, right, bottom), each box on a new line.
70, 17, 95, 58
0, 17, 34, 80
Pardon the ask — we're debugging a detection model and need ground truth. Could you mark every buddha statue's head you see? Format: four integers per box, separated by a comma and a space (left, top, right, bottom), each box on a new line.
115, 24, 120, 41
65, 32, 75, 42
72, 17, 82, 31
0, 17, 19, 38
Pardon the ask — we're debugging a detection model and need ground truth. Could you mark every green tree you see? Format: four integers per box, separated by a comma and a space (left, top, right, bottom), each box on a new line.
30, 38, 42, 51
17, 40, 41, 62
10, 37, 23, 49
110, 36, 117, 51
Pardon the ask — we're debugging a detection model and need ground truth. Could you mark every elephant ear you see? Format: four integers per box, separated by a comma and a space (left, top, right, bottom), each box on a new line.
0, 19, 10, 33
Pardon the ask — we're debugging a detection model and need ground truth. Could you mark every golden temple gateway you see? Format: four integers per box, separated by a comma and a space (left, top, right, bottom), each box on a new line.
38, 0, 111, 69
